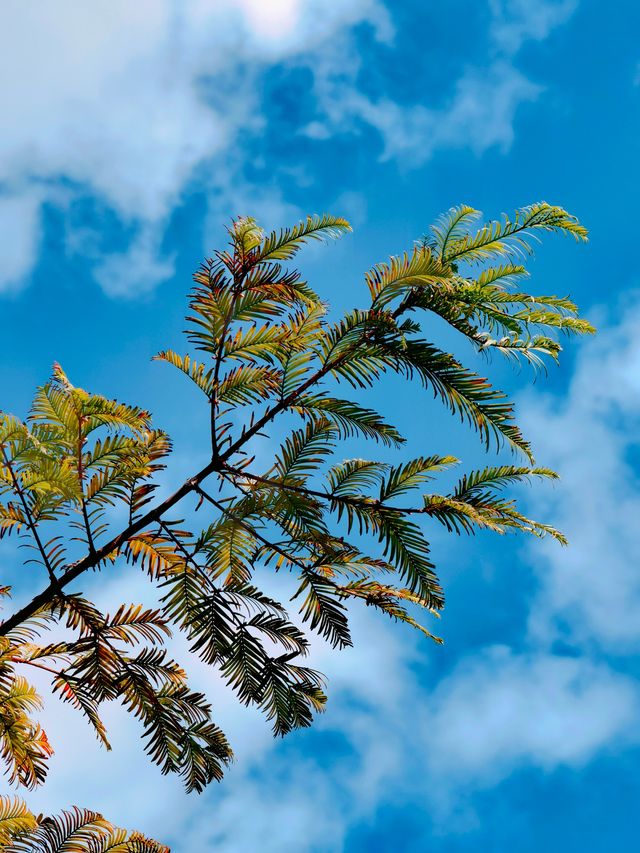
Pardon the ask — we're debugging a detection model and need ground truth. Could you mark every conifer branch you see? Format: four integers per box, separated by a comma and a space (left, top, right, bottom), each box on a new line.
0, 458, 219, 636
0, 204, 591, 805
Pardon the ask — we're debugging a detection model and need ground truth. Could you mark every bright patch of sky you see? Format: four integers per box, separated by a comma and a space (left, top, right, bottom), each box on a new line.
2, 0, 640, 850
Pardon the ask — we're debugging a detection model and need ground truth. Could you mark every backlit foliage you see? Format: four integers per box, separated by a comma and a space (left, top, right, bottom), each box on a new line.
0, 205, 591, 850
0, 796, 167, 851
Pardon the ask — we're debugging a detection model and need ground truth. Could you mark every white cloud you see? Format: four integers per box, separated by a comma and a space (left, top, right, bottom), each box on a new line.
92, 224, 176, 297
431, 62, 540, 155
423, 647, 638, 783
0, 0, 577, 296
172, 639, 639, 848
0, 0, 388, 295
306, 61, 540, 165
490, 0, 578, 55
0, 189, 45, 292
520, 300, 640, 650
301, 0, 578, 167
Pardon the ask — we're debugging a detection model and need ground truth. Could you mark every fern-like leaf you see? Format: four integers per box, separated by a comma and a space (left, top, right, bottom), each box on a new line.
258, 214, 351, 262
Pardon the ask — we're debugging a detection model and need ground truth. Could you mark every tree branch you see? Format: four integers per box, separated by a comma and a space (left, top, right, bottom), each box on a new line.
210, 241, 251, 459
0, 458, 220, 637
0, 311, 402, 636
218, 333, 370, 463
222, 465, 431, 515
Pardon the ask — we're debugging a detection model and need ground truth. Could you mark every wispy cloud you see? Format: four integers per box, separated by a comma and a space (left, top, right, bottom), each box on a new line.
0, 0, 388, 295
0, 0, 577, 297
0, 186, 45, 293
423, 648, 638, 785
301, 0, 577, 166
522, 300, 640, 650
489, 0, 578, 55
304, 60, 540, 164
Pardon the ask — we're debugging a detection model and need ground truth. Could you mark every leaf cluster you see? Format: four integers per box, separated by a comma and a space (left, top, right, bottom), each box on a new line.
0, 795, 167, 851
0, 204, 591, 817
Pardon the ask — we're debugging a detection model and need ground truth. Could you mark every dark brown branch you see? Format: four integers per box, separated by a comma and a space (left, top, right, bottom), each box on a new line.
210, 240, 252, 458
0, 458, 220, 637
218, 337, 366, 464
0, 309, 390, 637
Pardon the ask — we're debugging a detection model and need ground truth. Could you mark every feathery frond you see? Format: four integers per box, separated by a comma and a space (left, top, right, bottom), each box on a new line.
258, 214, 351, 262
0, 795, 37, 846
0, 802, 169, 852
366, 246, 452, 308
427, 204, 481, 257
294, 396, 404, 446
444, 202, 588, 265
0, 203, 591, 827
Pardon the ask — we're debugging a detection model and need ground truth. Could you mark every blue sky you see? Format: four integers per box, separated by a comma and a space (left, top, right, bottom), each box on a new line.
2, 0, 640, 850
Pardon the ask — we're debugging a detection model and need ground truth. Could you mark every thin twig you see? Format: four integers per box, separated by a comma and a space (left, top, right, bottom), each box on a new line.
1, 445, 58, 585
223, 465, 432, 515
193, 484, 311, 574
77, 417, 96, 555
9, 657, 64, 678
